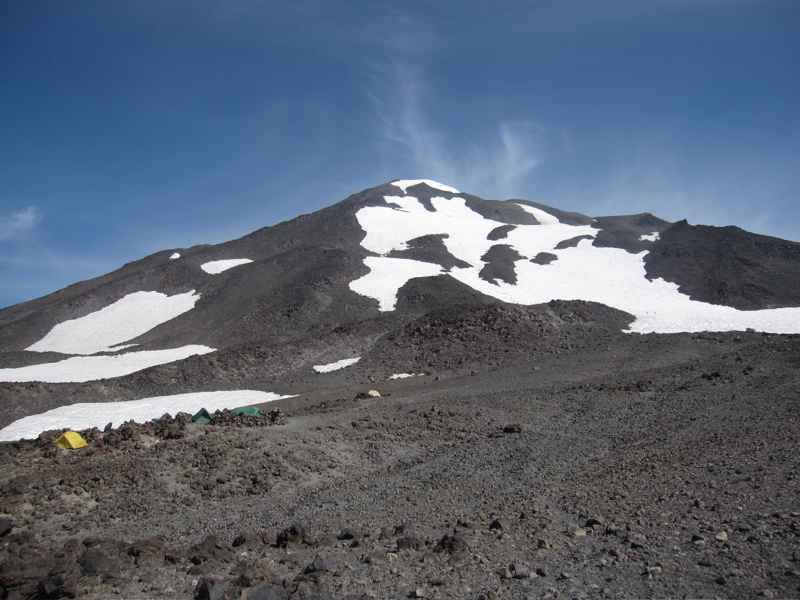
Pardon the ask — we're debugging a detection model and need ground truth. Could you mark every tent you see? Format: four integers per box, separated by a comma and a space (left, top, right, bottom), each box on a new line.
233, 406, 261, 417
191, 408, 213, 424
55, 431, 88, 449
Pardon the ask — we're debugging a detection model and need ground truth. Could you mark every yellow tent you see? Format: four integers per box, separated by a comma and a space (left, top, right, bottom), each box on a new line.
55, 431, 88, 449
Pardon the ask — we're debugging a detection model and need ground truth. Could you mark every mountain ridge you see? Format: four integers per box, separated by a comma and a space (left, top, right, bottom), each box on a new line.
3, 180, 799, 347
1, 178, 800, 427
1, 179, 799, 372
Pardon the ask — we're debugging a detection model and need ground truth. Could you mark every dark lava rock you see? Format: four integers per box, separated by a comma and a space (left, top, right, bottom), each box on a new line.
36, 577, 70, 599
304, 554, 338, 574
77, 540, 131, 578
555, 235, 594, 249
487, 225, 517, 241
277, 523, 316, 548
479, 244, 525, 285
194, 577, 228, 600
233, 531, 274, 548
434, 534, 469, 554
489, 518, 511, 531
232, 558, 280, 588
189, 536, 235, 565
396, 536, 425, 551
0, 518, 12, 536
386, 234, 471, 271
337, 527, 357, 540
128, 538, 165, 564
242, 584, 289, 600
531, 252, 558, 265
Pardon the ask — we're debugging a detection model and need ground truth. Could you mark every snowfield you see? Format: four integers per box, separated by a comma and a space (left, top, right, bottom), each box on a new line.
0, 390, 296, 441
4, 289, 216, 383
349, 256, 443, 311
391, 179, 460, 194
27, 290, 201, 355
0, 345, 215, 383
313, 357, 361, 373
349, 183, 800, 334
201, 258, 253, 274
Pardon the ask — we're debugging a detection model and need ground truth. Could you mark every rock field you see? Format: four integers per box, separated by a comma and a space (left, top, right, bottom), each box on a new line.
1, 304, 799, 599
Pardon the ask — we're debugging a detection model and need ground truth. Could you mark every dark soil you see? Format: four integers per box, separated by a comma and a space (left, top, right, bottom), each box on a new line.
1, 309, 798, 599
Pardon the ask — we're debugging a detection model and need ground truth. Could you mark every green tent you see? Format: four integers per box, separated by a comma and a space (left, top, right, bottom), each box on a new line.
233, 406, 261, 417
191, 408, 213, 424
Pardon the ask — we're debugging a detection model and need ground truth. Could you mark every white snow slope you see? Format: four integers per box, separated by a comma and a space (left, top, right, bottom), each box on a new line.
27, 290, 201, 355
0, 390, 296, 441
201, 259, 253, 274
2, 290, 213, 383
391, 179, 461, 194
0, 346, 215, 383
313, 357, 361, 373
350, 181, 800, 334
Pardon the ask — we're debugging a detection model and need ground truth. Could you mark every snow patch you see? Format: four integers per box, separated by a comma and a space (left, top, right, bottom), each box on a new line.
349, 189, 800, 334
639, 232, 660, 242
0, 345, 215, 383
313, 357, 361, 373
516, 203, 560, 226
389, 373, 423, 379
26, 291, 201, 355
0, 390, 296, 441
391, 180, 460, 194
201, 259, 253, 274
170, 252, 181, 259
349, 256, 444, 311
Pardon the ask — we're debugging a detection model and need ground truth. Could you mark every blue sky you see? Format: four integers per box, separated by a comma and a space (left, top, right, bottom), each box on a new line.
2, 1, 799, 309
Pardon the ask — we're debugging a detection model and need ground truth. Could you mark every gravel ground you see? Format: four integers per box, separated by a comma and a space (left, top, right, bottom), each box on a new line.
1, 306, 799, 599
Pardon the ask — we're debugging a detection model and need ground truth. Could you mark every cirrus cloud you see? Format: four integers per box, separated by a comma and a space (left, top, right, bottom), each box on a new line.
0, 206, 42, 241
369, 61, 546, 200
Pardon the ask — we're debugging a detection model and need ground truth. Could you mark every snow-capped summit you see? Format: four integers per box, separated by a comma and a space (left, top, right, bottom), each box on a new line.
349, 183, 800, 334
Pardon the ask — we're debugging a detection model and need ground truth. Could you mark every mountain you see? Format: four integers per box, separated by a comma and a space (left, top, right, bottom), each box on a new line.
1, 180, 799, 599
1, 179, 799, 426
2, 177, 800, 428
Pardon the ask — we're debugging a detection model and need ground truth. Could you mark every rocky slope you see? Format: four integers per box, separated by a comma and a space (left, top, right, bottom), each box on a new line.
1, 304, 799, 599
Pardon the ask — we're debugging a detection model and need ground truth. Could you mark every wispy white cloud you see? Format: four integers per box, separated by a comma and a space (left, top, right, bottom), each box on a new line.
0, 206, 42, 241
492, 122, 546, 196
369, 61, 546, 200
